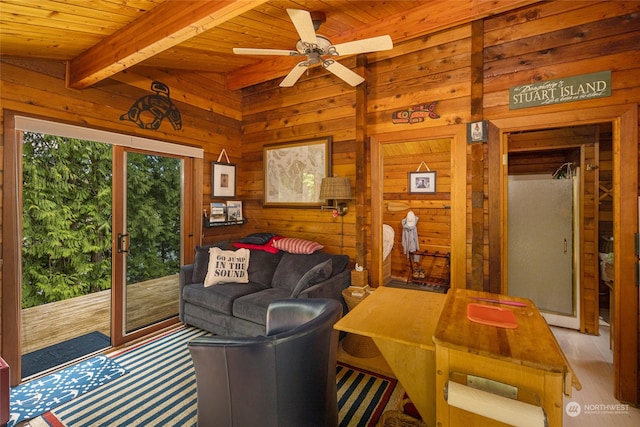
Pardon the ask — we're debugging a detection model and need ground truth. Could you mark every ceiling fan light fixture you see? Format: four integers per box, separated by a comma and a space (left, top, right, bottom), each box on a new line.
295, 35, 332, 56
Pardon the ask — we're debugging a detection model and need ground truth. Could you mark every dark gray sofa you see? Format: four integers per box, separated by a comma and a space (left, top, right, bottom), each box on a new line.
179, 246, 351, 336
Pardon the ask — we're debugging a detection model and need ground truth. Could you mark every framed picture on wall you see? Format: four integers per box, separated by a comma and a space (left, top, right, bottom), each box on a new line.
467, 120, 488, 143
226, 200, 243, 222
211, 161, 236, 198
263, 137, 332, 207
408, 171, 437, 194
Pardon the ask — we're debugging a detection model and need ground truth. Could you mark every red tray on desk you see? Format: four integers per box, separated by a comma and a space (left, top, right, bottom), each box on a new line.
467, 303, 518, 329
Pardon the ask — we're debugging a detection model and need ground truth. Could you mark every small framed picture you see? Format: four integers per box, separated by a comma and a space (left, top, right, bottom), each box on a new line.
209, 202, 227, 222
211, 161, 236, 198
408, 171, 437, 194
468, 120, 488, 143
226, 200, 243, 223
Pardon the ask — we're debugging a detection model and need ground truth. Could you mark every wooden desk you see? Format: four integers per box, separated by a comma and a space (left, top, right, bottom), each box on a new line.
433, 289, 581, 427
334, 286, 446, 426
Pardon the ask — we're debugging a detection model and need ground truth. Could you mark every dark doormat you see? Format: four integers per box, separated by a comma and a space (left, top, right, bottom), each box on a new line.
386, 279, 449, 294
22, 331, 111, 378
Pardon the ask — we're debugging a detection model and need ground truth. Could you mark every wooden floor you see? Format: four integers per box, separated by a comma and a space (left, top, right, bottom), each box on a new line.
21, 274, 179, 354
554, 323, 640, 426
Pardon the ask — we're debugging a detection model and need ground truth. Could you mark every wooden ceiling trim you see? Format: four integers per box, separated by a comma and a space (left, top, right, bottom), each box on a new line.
66, 0, 269, 90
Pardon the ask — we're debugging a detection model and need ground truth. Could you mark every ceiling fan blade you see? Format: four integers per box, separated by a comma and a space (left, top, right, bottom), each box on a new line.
323, 60, 365, 86
330, 35, 393, 56
280, 62, 310, 87
287, 9, 317, 46
233, 47, 300, 56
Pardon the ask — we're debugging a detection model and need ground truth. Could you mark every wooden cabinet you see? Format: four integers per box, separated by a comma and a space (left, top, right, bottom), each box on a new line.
433, 289, 581, 427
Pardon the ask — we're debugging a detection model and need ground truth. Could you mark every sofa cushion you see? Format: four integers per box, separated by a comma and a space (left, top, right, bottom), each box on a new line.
233, 235, 284, 254
327, 254, 349, 275
182, 282, 268, 315
192, 241, 228, 283
247, 249, 284, 287
204, 248, 250, 286
232, 288, 292, 324
272, 237, 323, 254
271, 252, 344, 292
289, 259, 332, 297
237, 232, 278, 245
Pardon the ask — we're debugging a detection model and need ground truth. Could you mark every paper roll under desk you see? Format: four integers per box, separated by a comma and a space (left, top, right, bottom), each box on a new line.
446, 381, 547, 427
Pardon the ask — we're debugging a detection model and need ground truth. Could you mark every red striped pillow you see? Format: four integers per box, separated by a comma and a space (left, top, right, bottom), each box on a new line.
272, 237, 324, 254
233, 236, 284, 254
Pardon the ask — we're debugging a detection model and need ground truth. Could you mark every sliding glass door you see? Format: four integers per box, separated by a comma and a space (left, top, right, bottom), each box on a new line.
124, 151, 182, 332
6, 115, 202, 384
20, 140, 186, 373
113, 147, 183, 342
20, 132, 113, 378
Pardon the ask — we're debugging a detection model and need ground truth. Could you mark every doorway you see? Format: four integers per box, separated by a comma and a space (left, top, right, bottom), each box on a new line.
20, 132, 113, 378
369, 124, 467, 291
490, 103, 638, 403
502, 126, 600, 333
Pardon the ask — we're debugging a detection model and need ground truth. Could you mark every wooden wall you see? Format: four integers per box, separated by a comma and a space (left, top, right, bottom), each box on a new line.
229, 60, 359, 257
482, 1, 639, 402
369, 25, 471, 284
483, 1, 640, 118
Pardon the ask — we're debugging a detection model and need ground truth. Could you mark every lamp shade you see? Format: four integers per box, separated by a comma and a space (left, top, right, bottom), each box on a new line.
319, 177, 352, 200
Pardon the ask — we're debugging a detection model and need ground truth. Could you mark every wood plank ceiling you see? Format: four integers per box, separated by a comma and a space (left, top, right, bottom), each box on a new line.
0, 0, 540, 90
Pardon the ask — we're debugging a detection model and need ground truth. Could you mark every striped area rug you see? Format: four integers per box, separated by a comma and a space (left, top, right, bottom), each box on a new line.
39, 326, 396, 427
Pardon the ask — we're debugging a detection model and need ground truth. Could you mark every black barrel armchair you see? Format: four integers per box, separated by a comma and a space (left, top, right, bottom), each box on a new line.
187, 298, 343, 427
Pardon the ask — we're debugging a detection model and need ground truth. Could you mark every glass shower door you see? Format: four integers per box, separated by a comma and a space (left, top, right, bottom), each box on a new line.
507, 173, 577, 328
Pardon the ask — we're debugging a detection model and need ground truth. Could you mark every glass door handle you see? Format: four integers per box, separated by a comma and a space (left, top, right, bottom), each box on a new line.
118, 233, 130, 253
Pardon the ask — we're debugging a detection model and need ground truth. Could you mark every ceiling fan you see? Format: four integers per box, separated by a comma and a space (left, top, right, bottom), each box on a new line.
233, 9, 393, 87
